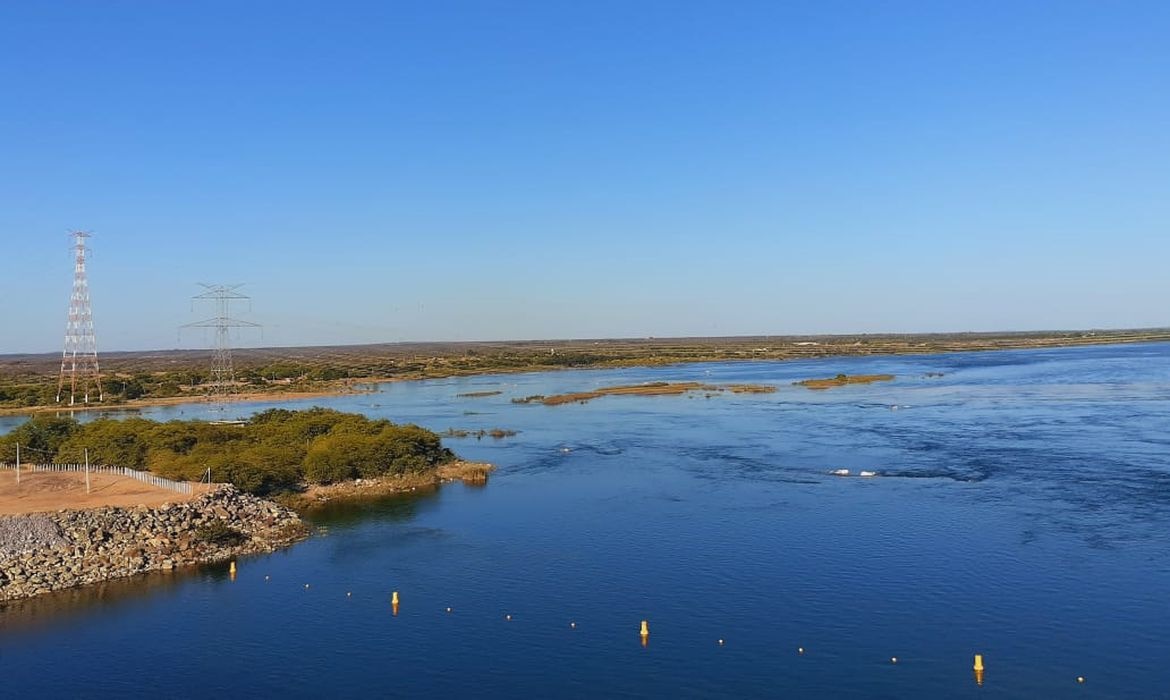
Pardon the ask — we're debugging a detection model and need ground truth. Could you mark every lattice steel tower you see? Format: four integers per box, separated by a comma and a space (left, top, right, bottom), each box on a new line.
183, 284, 260, 403
56, 231, 103, 405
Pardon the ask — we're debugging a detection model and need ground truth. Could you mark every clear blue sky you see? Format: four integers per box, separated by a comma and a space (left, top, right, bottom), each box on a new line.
1, 1, 1167, 353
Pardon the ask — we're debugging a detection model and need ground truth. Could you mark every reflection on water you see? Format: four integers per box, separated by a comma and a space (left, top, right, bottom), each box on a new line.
304, 488, 440, 529
0, 566, 195, 634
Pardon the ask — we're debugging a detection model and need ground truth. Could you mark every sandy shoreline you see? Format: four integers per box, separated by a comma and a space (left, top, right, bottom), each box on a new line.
276, 461, 495, 511
0, 383, 388, 418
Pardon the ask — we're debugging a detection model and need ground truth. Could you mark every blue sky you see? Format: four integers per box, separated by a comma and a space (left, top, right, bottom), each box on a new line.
1, 1, 1167, 353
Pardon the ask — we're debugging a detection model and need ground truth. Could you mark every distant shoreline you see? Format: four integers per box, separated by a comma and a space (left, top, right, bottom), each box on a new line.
2, 329, 1167, 418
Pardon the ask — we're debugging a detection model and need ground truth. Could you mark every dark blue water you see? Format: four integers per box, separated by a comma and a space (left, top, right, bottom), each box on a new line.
3, 343, 1170, 698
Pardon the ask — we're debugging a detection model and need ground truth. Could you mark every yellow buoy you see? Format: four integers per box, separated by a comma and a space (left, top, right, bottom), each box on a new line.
229, 561, 237, 575
640, 620, 649, 637
391, 591, 399, 605
973, 654, 984, 671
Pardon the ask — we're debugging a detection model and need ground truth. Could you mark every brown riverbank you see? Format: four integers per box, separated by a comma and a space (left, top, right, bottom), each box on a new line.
276, 460, 495, 511
0, 384, 382, 417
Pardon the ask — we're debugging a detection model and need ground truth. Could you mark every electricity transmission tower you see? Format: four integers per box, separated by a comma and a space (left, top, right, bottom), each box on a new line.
56, 231, 103, 405
182, 284, 260, 404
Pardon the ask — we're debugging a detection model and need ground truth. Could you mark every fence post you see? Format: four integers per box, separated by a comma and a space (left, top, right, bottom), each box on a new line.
84, 449, 90, 495
15, 443, 19, 485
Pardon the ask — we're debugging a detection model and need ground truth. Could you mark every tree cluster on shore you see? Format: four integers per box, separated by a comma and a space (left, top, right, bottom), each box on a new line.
0, 408, 454, 495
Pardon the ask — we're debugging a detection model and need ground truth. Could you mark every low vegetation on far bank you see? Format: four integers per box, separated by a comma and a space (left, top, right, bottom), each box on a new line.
795, 374, 895, 390
2, 329, 1162, 413
0, 408, 460, 496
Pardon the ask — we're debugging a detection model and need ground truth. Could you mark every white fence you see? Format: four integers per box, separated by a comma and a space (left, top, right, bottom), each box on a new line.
0, 462, 193, 495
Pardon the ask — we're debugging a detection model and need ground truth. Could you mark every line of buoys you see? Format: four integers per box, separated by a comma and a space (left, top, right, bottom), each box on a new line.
233, 586, 1085, 688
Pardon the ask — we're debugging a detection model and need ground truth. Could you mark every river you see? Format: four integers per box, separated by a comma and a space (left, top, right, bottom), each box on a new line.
3, 342, 1169, 698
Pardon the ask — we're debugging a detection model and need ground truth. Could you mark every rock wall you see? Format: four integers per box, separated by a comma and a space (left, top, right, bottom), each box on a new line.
0, 486, 307, 601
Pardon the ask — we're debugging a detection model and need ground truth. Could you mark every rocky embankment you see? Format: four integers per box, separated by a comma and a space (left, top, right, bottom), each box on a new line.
0, 486, 307, 601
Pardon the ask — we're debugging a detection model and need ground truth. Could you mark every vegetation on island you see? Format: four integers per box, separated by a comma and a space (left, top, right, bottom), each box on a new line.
441, 428, 518, 439
513, 381, 778, 406
0, 408, 457, 495
795, 374, 895, 390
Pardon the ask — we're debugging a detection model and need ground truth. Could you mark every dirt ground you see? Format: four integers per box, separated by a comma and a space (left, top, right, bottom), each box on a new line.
0, 471, 205, 515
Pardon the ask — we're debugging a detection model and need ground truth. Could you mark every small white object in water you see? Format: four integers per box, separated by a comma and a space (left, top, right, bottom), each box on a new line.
560, 447, 571, 453
859, 471, 877, 477
830, 469, 850, 476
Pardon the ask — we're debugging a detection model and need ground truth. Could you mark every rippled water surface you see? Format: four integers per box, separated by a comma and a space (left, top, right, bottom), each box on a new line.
3, 343, 1170, 698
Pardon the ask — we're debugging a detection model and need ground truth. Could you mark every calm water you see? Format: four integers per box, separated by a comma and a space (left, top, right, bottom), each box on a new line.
3, 343, 1170, 698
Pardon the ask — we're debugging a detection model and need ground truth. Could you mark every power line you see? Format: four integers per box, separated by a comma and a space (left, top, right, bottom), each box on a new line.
56, 231, 103, 405
181, 284, 261, 407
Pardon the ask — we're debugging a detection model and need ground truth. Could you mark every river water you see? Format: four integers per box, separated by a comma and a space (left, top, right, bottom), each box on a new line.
2, 343, 1169, 698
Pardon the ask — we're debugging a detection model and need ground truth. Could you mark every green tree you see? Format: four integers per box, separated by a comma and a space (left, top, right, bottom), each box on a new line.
0, 415, 79, 462
58, 418, 154, 468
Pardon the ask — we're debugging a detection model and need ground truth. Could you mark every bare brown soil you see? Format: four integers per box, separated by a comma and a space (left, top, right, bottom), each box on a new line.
0, 471, 204, 515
